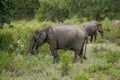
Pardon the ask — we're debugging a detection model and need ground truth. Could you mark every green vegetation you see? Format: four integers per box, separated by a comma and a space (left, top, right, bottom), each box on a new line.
0, 0, 120, 80
60, 51, 73, 76
1, 0, 120, 28
0, 19, 120, 80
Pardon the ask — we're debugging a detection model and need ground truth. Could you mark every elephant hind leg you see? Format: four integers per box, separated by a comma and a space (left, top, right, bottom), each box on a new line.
79, 46, 83, 57
94, 32, 97, 42
73, 49, 80, 63
79, 38, 87, 60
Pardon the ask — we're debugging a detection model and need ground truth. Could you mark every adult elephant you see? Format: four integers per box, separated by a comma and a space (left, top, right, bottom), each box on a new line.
29, 24, 88, 63
82, 22, 103, 42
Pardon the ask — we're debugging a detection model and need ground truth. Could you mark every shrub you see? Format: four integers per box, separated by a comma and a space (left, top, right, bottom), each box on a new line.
0, 28, 14, 52
0, 20, 55, 54
102, 17, 120, 42
104, 50, 120, 64
73, 72, 90, 80
88, 63, 111, 73
59, 51, 73, 76
106, 69, 120, 80
13, 54, 27, 75
64, 15, 82, 25
88, 64, 102, 73
46, 75, 59, 80
0, 52, 14, 73
116, 39, 120, 46
92, 45, 107, 54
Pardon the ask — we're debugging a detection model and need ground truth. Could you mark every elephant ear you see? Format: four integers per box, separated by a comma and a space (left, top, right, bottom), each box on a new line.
46, 27, 57, 50
39, 31, 46, 40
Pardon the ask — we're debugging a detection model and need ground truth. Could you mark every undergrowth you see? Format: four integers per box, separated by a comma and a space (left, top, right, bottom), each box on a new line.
0, 19, 120, 80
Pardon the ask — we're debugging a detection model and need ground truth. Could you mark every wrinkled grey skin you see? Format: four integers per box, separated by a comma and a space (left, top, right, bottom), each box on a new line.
29, 24, 87, 63
82, 22, 103, 42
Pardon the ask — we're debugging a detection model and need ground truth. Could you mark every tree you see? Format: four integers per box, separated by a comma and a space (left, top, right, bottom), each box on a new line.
0, 0, 12, 29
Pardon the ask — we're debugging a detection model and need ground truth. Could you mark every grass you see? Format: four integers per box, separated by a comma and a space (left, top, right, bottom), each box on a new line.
0, 43, 120, 80
0, 19, 120, 80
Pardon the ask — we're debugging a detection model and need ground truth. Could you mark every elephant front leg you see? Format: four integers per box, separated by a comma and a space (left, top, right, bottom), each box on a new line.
94, 32, 97, 42
91, 35, 93, 42
51, 49, 59, 63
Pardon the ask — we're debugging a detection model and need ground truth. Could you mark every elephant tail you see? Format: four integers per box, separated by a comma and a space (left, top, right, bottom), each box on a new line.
83, 37, 88, 59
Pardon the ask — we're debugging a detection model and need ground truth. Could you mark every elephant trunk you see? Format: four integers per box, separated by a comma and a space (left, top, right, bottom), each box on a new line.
29, 37, 36, 55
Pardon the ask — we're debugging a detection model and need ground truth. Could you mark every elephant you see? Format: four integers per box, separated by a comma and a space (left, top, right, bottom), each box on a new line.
82, 22, 103, 42
29, 24, 88, 63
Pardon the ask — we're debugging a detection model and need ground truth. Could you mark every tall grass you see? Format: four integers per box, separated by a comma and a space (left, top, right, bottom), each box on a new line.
0, 19, 120, 80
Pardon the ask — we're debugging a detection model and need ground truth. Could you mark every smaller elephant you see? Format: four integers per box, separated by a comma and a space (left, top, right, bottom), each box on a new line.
82, 22, 103, 42
29, 24, 88, 63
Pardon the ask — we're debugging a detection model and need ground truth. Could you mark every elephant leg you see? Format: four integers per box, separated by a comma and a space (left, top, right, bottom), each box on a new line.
47, 27, 59, 63
79, 41, 87, 60
83, 39, 87, 60
79, 46, 83, 57
91, 35, 93, 42
51, 49, 59, 63
53, 50, 59, 63
73, 49, 80, 63
50, 42, 59, 63
94, 32, 97, 42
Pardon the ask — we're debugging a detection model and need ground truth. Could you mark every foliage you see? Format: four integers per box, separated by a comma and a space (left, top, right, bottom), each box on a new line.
59, 51, 73, 76
0, 52, 14, 73
88, 63, 111, 73
63, 15, 82, 25
73, 72, 90, 80
13, 54, 28, 75
0, 20, 55, 53
116, 39, 120, 46
11, 0, 40, 19
102, 17, 120, 42
104, 50, 120, 64
36, 0, 120, 21
46, 75, 59, 80
0, 0, 13, 28
106, 69, 120, 80
0, 20, 120, 80
1, 0, 120, 25
88, 63, 104, 73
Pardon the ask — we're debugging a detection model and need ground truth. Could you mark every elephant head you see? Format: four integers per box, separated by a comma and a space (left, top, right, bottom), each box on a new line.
96, 22, 104, 38
29, 29, 47, 55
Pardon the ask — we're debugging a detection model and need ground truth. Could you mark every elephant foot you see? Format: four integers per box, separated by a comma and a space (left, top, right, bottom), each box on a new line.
83, 56, 87, 60
73, 59, 77, 63
53, 58, 59, 63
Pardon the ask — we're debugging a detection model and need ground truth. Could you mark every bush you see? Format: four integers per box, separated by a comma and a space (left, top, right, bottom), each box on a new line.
59, 51, 73, 76
104, 50, 120, 64
0, 52, 14, 73
46, 75, 59, 80
106, 69, 120, 80
102, 17, 120, 42
0, 20, 55, 54
88, 63, 111, 73
116, 39, 120, 46
64, 15, 82, 25
13, 54, 27, 75
73, 72, 90, 80
88, 64, 102, 73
